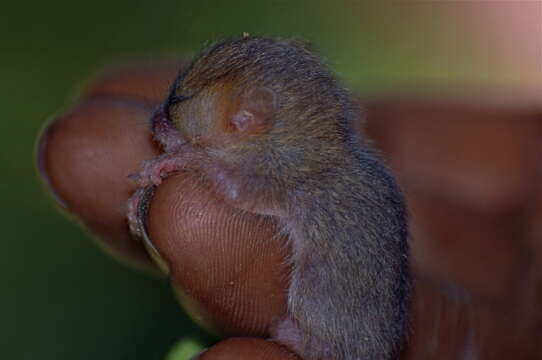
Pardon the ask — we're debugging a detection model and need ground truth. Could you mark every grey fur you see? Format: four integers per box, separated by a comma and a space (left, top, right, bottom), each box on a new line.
167, 36, 411, 360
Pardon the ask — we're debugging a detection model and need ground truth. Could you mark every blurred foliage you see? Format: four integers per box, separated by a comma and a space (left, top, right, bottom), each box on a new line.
0, 0, 527, 359
165, 338, 206, 360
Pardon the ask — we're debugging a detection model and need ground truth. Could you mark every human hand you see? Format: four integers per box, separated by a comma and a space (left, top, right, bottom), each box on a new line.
37, 60, 299, 360
37, 60, 542, 360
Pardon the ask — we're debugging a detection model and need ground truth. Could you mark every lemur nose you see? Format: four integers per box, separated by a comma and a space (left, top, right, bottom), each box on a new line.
150, 106, 187, 152
150, 107, 169, 134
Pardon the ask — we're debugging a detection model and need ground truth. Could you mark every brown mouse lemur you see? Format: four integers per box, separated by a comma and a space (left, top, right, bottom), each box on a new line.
128, 36, 410, 360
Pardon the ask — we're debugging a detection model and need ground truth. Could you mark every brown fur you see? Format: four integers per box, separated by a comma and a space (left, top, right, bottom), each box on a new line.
140, 36, 411, 359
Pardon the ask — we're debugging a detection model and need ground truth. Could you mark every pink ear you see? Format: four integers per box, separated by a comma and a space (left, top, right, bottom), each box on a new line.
231, 87, 275, 133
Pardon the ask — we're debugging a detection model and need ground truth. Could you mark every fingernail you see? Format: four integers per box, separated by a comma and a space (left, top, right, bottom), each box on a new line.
138, 186, 170, 275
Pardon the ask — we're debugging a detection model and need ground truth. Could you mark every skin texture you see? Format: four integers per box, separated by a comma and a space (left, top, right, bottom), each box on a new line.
196, 338, 300, 360
37, 54, 542, 360
148, 172, 290, 336
37, 61, 182, 270
38, 98, 159, 268
129, 37, 411, 360
84, 61, 184, 106
367, 103, 542, 300
366, 105, 542, 359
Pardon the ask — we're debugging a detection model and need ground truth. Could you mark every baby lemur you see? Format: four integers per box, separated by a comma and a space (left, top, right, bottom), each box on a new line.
129, 36, 410, 360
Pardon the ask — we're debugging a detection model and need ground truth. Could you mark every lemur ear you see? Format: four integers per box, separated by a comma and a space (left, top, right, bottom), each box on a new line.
231, 87, 275, 133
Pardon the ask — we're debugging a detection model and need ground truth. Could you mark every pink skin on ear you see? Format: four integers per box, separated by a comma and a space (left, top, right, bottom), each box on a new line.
231, 87, 275, 133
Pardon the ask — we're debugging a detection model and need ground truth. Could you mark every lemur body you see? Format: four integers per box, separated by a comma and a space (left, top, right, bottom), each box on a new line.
130, 36, 410, 360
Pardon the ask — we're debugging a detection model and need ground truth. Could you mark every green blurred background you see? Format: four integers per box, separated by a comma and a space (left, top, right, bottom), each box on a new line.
1, 1, 537, 359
